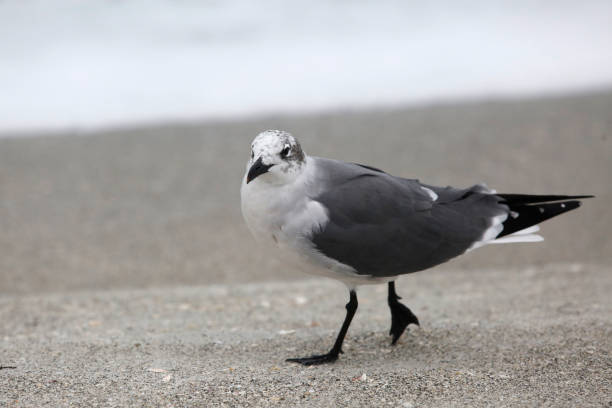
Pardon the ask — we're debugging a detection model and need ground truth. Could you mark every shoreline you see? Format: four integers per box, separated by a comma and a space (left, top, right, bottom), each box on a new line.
2, 86, 611, 139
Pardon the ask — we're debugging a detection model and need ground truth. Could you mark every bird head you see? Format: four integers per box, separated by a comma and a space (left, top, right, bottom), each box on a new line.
245, 130, 306, 185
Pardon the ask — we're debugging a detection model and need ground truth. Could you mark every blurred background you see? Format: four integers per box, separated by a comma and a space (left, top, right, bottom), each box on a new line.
1, 0, 611, 294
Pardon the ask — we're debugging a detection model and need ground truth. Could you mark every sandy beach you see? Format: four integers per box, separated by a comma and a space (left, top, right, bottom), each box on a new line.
1, 91, 611, 406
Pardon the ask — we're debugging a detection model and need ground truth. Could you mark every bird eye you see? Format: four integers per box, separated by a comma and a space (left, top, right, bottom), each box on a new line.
251, 150, 254, 159
280, 146, 290, 158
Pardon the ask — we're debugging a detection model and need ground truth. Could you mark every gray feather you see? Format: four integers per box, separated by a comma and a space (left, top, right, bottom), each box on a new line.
307, 158, 508, 277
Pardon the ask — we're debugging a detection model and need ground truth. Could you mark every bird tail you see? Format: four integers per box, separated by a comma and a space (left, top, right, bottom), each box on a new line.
495, 194, 593, 238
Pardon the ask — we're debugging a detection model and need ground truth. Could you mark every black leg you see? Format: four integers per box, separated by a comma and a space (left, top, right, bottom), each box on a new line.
388, 281, 419, 345
286, 290, 358, 366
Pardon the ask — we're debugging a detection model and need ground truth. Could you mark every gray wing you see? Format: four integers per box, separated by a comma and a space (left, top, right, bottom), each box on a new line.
308, 158, 507, 277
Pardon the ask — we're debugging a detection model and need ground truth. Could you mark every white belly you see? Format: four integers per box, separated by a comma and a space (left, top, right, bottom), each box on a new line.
240, 176, 390, 288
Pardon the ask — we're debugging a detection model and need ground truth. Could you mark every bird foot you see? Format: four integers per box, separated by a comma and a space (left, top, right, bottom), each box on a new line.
286, 351, 340, 366
389, 300, 419, 345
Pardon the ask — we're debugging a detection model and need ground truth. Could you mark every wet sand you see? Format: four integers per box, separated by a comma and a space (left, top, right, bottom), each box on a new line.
1, 264, 610, 406
1, 90, 611, 406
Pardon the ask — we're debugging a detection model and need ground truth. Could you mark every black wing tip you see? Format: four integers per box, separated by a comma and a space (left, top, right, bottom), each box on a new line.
497, 199, 585, 238
562, 200, 581, 209
497, 194, 594, 205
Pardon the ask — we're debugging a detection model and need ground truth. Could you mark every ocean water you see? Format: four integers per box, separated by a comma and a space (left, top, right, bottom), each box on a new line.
1, 0, 611, 133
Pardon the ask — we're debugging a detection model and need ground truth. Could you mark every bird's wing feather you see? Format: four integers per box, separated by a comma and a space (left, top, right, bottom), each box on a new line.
308, 158, 508, 277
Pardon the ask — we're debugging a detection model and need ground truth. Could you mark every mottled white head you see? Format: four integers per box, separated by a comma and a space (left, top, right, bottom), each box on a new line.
244, 130, 306, 185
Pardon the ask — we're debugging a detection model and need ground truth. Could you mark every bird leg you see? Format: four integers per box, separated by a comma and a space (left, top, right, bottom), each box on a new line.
286, 290, 358, 365
388, 281, 419, 344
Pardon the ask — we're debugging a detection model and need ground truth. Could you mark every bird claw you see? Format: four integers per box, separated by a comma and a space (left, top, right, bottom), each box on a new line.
389, 301, 419, 345
286, 352, 339, 366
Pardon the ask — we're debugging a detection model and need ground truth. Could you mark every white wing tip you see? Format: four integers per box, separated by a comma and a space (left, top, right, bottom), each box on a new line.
511, 225, 540, 235
490, 234, 544, 244
468, 224, 545, 251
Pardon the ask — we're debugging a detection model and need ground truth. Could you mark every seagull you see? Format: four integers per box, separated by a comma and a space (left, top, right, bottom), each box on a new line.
240, 130, 592, 366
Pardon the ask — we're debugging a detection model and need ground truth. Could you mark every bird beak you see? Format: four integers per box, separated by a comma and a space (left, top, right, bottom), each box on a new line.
246, 157, 273, 184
